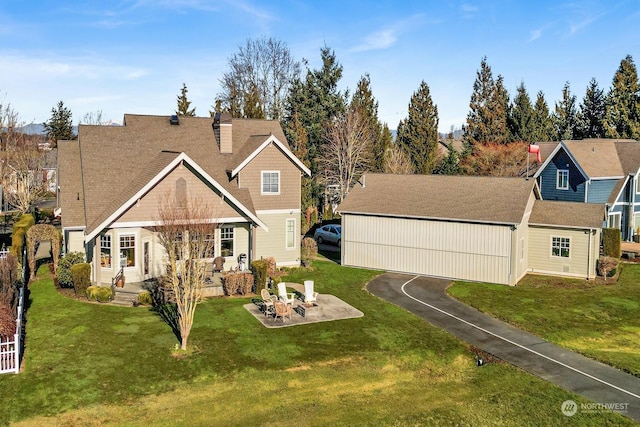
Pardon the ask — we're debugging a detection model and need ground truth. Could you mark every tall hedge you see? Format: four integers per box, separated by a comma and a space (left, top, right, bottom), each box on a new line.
251, 259, 269, 291
602, 228, 621, 258
71, 263, 91, 297
11, 214, 35, 258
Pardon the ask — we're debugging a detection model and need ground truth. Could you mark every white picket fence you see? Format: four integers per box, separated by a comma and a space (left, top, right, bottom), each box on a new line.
0, 285, 24, 374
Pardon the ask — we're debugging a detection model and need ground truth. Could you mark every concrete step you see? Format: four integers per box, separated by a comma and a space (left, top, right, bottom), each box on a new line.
110, 291, 137, 306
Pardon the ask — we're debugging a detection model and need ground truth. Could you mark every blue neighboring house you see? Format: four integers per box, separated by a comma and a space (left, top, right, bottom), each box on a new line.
534, 138, 640, 240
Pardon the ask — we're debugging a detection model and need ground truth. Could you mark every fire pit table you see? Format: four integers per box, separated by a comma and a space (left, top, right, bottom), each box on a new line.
295, 302, 322, 319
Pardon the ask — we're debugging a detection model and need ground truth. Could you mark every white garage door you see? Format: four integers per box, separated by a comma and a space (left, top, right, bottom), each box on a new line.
342, 214, 513, 284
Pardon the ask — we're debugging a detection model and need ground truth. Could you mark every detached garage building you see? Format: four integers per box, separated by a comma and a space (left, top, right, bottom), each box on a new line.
338, 174, 603, 285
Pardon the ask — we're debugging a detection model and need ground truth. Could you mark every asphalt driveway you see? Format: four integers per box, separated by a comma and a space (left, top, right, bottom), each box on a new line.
367, 273, 640, 422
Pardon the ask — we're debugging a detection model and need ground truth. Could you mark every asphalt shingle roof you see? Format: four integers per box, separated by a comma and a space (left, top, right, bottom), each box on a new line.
59, 114, 290, 235
529, 200, 605, 229
338, 174, 536, 225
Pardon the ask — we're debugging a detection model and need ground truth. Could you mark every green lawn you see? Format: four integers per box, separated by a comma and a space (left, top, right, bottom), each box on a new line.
448, 263, 640, 377
0, 261, 632, 426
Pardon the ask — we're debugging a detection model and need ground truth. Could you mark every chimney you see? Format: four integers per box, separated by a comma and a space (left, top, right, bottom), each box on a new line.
213, 112, 233, 154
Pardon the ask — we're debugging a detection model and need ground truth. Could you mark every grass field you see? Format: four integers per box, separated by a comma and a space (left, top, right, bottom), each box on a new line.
448, 263, 640, 377
0, 260, 632, 426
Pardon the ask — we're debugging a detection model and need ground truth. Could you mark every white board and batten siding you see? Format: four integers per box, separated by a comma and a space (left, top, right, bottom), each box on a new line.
342, 214, 515, 285
528, 226, 599, 279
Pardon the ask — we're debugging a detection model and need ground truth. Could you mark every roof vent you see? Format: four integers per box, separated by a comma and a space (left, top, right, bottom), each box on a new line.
170, 115, 179, 125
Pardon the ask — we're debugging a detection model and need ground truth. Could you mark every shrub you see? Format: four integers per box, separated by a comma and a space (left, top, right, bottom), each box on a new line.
137, 291, 153, 305
602, 228, 621, 258
265, 257, 277, 277
251, 259, 269, 291
597, 256, 619, 279
10, 214, 35, 259
58, 252, 85, 288
222, 272, 239, 296
301, 237, 318, 267
71, 263, 91, 296
238, 272, 255, 295
86, 286, 113, 302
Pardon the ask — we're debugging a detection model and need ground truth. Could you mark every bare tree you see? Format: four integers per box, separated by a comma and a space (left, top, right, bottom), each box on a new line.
383, 143, 415, 175
319, 109, 373, 203
0, 103, 47, 212
153, 194, 218, 350
216, 37, 300, 119
80, 110, 105, 125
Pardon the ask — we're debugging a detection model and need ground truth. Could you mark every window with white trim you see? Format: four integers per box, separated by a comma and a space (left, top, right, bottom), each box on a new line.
261, 171, 280, 194
286, 219, 295, 249
556, 169, 569, 190
220, 226, 234, 257
551, 236, 570, 258
100, 234, 111, 268
120, 234, 135, 267
636, 175, 640, 194
609, 213, 621, 230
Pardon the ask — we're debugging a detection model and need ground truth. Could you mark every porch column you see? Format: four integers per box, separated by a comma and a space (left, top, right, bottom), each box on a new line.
249, 224, 255, 265
94, 235, 102, 285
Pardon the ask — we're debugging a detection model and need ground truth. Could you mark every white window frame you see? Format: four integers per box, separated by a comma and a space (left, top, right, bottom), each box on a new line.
636, 174, 640, 194
551, 236, 570, 258
119, 233, 136, 267
608, 212, 621, 230
261, 171, 280, 195
556, 169, 569, 190
285, 218, 296, 249
220, 226, 234, 257
100, 234, 112, 268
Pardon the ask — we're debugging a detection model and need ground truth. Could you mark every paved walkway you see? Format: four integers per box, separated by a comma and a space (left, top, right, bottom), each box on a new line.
367, 273, 640, 422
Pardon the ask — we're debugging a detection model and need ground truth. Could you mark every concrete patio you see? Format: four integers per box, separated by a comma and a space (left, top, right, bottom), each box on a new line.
244, 292, 364, 328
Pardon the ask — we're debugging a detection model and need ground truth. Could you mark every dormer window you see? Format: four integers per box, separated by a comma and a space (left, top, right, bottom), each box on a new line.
262, 171, 280, 195
556, 170, 569, 190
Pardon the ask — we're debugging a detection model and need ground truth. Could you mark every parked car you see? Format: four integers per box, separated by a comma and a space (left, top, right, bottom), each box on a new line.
314, 224, 341, 246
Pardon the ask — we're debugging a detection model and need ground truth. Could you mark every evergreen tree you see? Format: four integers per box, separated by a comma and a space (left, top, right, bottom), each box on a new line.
350, 74, 386, 172
433, 144, 460, 175
553, 82, 578, 140
576, 78, 606, 138
531, 91, 555, 141
463, 57, 510, 146
603, 55, 640, 139
396, 81, 439, 174
509, 82, 534, 142
176, 83, 196, 117
43, 100, 75, 148
492, 75, 511, 144
243, 82, 265, 119
282, 46, 346, 210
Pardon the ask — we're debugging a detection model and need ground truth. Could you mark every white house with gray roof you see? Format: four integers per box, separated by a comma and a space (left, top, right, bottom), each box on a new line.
338, 174, 603, 285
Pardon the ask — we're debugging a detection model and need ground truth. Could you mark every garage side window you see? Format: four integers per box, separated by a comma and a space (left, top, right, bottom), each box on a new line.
551, 236, 570, 258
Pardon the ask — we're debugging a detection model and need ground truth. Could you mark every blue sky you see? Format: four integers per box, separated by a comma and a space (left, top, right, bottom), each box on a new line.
0, 0, 638, 132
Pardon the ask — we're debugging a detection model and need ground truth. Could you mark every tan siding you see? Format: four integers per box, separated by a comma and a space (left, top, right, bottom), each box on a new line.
528, 226, 597, 278
342, 214, 513, 284
254, 212, 300, 266
118, 166, 242, 224
238, 144, 301, 211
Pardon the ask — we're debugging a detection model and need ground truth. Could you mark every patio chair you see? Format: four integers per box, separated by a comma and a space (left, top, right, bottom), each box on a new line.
274, 300, 292, 322
277, 282, 296, 306
304, 280, 318, 303
261, 288, 276, 317
213, 256, 225, 273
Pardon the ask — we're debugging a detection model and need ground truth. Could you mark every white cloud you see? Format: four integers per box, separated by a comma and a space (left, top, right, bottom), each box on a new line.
529, 27, 543, 42
351, 29, 397, 52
